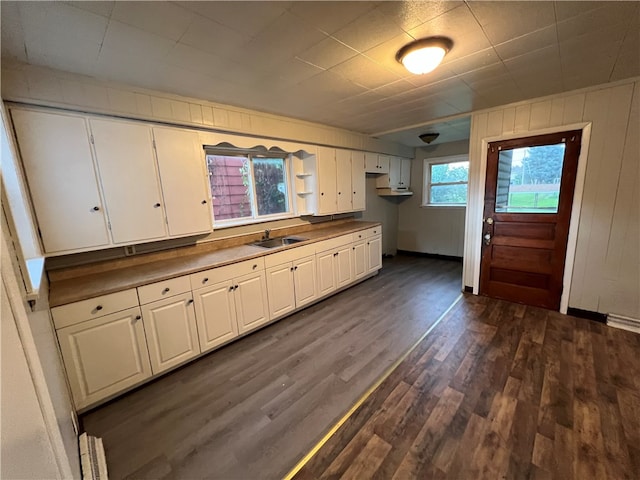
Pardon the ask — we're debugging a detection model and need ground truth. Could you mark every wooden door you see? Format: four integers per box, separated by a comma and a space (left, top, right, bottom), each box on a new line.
336, 149, 352, 212
316, 250, 337, 296
90, 119, 167, 243
335, 244, 354, 288
317, 146, 337, 215
367, 236, 382, 273
265, 263, 296, 319
479, 130, 582, 310
152, 127, 212, 237
141, 292, 200, 374
57, 307, 151, 409
352, 241, 367, 279
192, 280, 238, 353
11, 109, 110, 253
234, 271, 270, 334
293, 255, 317, 307
351, 151, 366, 210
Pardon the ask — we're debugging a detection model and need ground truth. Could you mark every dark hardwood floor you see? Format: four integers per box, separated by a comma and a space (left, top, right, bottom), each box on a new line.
292, 294, 640, 480
81, 255, 463, 479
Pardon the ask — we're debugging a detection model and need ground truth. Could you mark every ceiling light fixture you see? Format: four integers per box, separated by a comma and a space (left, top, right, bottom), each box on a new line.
419, 132, 440, 144
396, 36, 453, 75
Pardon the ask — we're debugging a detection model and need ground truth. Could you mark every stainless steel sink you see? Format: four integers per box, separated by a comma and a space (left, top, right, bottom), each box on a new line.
251, 236, 307, 249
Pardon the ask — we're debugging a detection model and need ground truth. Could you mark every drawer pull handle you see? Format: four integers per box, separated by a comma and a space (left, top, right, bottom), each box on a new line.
95, 305, 103, 311
92, 206, 100, 211
202, 277, 209, 284
162, 288, 170, 294
135, 315, 141, 320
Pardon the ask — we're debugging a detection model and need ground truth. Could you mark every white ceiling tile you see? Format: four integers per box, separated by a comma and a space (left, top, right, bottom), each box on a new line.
553, 1, 610, 22
297, 70, 367, 100
376, 1, 464, 32
180, 16, 249, 59
1, 2, 27, 62
467, 1, 556, 45
296, 37, 358, 70
331, 5, 406, 53
408, 4, 490, 61
100, 20, 175, 63
443, 48, 502, 76
556, 3, 638, 42
330, 54, 402, 89
163, 43, 225, 79
494, 25, 558, 61
369, 79, 417, 98
610, 28, 640, 81
362, 32, 417, 79
64, 1, 114, 18
111, 2, 194, 42
287, 1, 377, 35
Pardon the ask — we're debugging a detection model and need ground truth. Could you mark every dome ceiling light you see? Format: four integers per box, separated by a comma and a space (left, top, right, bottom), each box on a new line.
396, 36, 453, 75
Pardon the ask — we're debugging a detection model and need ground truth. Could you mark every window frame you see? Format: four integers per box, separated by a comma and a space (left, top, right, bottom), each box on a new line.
422, 154, 469, 208
205, 150, 294, 228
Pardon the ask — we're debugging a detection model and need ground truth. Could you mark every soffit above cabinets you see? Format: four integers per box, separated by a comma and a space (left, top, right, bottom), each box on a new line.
1, 1, 638, 147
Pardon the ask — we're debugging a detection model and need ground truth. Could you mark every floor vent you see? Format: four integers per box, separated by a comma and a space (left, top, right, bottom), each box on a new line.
607, 313, 640, 334
79, 432, 108, 480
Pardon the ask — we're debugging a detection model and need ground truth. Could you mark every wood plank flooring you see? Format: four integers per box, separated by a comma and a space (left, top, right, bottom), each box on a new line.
292, 294, 640, 480
81, 255, 463, 479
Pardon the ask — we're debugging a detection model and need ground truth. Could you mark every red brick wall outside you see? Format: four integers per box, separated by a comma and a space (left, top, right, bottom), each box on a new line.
207, 156, 251, 220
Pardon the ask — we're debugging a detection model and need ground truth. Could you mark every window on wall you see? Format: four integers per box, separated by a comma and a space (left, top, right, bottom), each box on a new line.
205, 151, 291, 225
423, 155, 469, 206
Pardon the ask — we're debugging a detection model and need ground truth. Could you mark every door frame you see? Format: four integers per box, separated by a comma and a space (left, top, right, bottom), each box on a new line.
465, 122, 592, 313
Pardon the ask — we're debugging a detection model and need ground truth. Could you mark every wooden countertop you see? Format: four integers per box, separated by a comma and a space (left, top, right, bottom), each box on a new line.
48, 221, 381, 307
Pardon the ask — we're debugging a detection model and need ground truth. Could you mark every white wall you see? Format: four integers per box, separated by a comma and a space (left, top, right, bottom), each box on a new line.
360, 176, 399, 255
464, 79, 639, 318
397, 140, 469, 257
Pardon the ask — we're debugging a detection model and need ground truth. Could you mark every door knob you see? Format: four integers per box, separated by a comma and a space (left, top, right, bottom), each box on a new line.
483, 233, 491, 245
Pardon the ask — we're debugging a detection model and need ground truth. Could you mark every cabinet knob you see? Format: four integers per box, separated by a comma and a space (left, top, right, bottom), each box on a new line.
353, 247, 355, 250
201, 200, 207, 204
333, 252, 338, 257
229, 285, 234, 291
353, 191, 356, 195
135, 315, 141, 320
290, 267, 294, 272
92, 206, 100, 211
202, 277, 209, 284
321, 192, 324, 196
187, 299, 194, 305
234, 285, 239, 290
338, 192, 341, 195
253, 264, 257, 269
154, 203, 161, 208
294, 266, 298, 270
162, 287, 170, 293
95, 305, 103, 311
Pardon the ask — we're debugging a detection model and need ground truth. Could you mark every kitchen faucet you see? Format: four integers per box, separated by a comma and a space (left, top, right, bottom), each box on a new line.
262, 229, 271, 241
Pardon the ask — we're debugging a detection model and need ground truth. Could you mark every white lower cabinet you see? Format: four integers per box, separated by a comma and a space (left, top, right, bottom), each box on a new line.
57, 307, 152, 410
141, 292, 200, 374
316, 249, 337, 296
234, 271, 270, 334
266, 255, 318, 319
192, 280, 238, 353
335, 244, 354, 288
293, 255, 317, 307
367, 235, 383, 273
352, 240, 367, 280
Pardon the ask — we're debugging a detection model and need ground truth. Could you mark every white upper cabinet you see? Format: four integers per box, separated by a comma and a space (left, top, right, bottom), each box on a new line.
152, 127, 212, 237
351, 151, 366, 211
89, 119, 167, 244
365, 153, 390, 174
336, 149, 352, 213
400, 158, 411, 188
316, 146, 337, 215
10, 109, 110, 253
376, 157, 411, 190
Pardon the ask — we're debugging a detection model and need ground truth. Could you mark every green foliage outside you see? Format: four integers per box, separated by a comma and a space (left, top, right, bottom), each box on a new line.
507, 192, 559, 210
253, 158, 286, 216
430, 161, 469, 204
509, 144, 565, 185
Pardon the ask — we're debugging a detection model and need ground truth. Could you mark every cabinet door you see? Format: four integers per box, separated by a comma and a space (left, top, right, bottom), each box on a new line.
400, 158, 411, 188
192, 280, 238, 353
351, 151, 366, 211
336, 149, 352, 213
389, 157, 402, 188
317, 146, 337, 215
364, 152, 379, 173
11, 109, 110, 253
90, 119, 167, 244
316, 250, 337, 296
293, 255, 317, 307
141, 292, 200, 374
152, 127, 212, 237
352, 241, 367, 279
378, 155, 390, 174
57, 307, 151, 409
234, 271, 270, 334
367, 235, 383, 273
335, 244, 354, 288
265, 263, 296, 319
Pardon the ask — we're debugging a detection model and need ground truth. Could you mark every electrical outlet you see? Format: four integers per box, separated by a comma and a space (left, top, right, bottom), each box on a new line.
71, 409, 79, 435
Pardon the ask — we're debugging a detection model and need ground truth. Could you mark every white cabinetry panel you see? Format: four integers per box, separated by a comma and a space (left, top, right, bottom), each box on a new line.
351, 151, 366, 211
152, 127, 212, 237
90, 118, 167, 243
335, 244, 354, 288
293, 255, 317, 307
367, 235, 383, 273
352, 240, 367, 280
141, 292, 199, 374
10, 109, 110, 253
193, 280, 238, 353
336, 149, 352, 213
57, 307, 151, 409
235, 271, 270, 334
266, 263, 296, 319
316, 146, 337, 215
316, 250, 337, 296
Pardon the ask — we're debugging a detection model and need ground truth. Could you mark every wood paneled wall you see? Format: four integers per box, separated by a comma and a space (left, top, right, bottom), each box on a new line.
397, 140, 469, 258
465, 79, 639, 318
0, 63, 413, 158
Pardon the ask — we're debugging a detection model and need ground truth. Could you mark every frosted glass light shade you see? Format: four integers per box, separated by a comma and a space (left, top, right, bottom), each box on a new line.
396, 37, 453, 75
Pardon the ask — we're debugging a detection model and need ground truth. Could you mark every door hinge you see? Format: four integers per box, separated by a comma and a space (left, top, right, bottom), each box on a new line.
89, 134, 94, 145
107, 221, 111, 230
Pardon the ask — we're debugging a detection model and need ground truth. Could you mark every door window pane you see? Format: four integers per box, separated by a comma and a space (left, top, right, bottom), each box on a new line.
253, 158, 287, 216
496, 143, 565, 213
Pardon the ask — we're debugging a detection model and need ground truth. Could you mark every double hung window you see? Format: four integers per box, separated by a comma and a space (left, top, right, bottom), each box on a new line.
423, 155, 469, 206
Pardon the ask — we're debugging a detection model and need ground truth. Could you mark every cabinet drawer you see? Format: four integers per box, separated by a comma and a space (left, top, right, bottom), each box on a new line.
365, 226, 382, 238
315, 234, 353, 254
190, 257, 265, 290
264, 243, 316, 268
51, 288, 139, 330
137, 275, 191, 305
352, 230, 367, 242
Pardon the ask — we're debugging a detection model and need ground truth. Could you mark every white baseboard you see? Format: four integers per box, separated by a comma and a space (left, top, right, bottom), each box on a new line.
79, 433, 108, 480
607, 313, 640, 334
